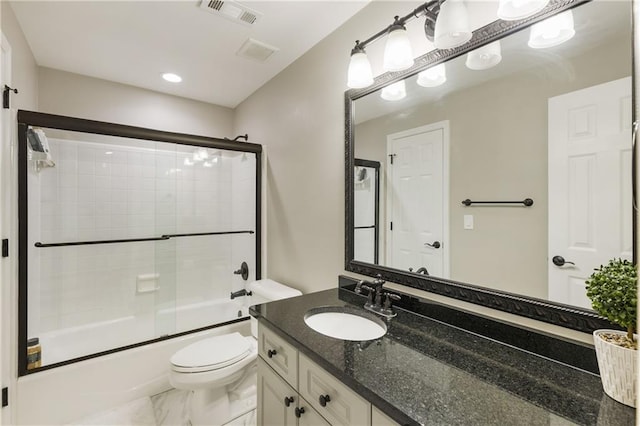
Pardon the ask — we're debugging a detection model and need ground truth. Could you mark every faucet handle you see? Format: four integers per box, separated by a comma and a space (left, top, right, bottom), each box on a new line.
359, 284, 375, 305
383, 292, 401, 309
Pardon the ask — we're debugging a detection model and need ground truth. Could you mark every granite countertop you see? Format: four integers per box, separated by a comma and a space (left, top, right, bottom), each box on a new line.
250, 287, 635, 426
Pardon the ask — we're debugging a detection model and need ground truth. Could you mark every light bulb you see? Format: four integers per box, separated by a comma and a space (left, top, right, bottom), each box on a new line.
383, 24, 414, 72
347, 50, 374, 89
434, 0, 472, 49
497, 0, 550, 21
528, 10, 575, 49
466, 41, 502, 70
381, 80, 406, 101
417, 64, 446, 87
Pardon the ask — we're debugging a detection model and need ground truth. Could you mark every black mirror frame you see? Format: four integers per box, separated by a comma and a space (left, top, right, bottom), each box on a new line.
345, 0, 628, 334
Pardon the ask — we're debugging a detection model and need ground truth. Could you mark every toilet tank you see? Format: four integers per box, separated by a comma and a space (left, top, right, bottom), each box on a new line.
248, 279, 302, 337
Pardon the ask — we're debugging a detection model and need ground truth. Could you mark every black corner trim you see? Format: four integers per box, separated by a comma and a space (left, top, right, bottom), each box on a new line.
2, 239, 8, 258
2, 387, 8, 407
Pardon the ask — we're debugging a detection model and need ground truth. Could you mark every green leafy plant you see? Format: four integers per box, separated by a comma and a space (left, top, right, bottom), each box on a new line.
586, 258, 637, 341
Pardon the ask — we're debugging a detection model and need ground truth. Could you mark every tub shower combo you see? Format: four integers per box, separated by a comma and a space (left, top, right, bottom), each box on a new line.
17, 111, 262, 374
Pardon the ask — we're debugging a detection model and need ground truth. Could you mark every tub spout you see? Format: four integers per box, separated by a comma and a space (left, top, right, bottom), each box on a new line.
230, 289, 252, 300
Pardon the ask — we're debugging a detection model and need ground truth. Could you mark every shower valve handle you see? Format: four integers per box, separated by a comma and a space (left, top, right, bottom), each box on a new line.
233, 261, 249, 280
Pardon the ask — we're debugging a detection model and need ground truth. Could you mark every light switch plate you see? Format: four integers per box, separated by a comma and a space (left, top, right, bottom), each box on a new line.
464, 215, 474, 230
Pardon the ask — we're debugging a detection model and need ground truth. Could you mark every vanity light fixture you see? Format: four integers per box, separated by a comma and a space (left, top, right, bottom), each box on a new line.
347, 43, 374, 89
416, 63, 447, 87
383, 18, 414, 72
381, 80, 407, 101
162, 73, 182, 83
497, 0, 550, 21
528, 10, 575, 48
465, 41, 502, 70
347, 0, 556, 89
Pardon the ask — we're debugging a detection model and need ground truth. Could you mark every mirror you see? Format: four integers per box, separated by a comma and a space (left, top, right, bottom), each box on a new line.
345, 0, 634, 332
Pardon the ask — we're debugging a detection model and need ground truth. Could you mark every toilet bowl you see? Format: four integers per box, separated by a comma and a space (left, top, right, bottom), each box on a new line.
169, 279, 301, 426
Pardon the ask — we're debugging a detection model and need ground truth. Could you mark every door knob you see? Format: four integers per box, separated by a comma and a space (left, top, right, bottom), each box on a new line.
552, 255, 575, 267
425, 241, 441, 249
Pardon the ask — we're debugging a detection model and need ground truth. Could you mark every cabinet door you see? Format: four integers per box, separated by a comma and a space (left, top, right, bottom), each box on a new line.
297, 397, 331, 426
257, 358, 297, 426
258, 323, 298, 388
299, 353, 371, 426
372, 406, 401, 426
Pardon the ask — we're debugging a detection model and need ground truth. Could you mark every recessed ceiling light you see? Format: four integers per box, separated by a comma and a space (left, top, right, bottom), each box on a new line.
162, 73, 182, 83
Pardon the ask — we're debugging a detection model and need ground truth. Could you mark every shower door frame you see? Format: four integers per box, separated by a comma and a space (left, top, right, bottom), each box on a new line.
16, 110, 263, 376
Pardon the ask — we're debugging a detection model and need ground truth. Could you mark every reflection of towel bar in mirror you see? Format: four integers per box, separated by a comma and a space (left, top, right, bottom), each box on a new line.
461, 198, 534, 207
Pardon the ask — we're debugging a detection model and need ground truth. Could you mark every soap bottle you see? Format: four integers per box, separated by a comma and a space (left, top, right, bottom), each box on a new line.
26, 337, 42, 370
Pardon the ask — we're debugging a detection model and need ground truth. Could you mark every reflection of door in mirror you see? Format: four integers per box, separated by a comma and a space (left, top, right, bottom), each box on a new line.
386, 122, 449, 277
548, 77, 633, 309
354, 159, 380, 264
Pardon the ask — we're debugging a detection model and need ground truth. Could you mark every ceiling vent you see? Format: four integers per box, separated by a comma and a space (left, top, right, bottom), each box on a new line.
199, 0, 262, 26
237, 38, 279, 63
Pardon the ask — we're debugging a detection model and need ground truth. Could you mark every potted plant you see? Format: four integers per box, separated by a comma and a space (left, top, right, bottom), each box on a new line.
586, 258, 637, 407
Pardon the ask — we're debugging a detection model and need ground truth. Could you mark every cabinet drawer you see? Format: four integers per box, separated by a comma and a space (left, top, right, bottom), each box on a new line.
258, 323, 298, 388
299, 353, 371, 426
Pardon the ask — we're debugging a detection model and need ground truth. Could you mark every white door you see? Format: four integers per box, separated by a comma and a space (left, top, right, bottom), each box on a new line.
386, 121, 449, 277
548, 77, 632, 308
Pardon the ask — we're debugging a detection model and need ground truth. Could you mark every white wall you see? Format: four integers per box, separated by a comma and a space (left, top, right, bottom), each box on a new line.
38, 67, 234, 138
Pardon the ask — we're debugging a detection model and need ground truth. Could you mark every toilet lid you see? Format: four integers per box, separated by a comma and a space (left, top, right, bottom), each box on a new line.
171, 332, 251, 373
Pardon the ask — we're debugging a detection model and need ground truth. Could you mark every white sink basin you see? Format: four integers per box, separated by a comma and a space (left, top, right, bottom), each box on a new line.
304, 307, 387, 341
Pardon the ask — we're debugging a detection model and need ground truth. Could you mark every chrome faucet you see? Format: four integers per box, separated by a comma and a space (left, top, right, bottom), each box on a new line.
354, 275, 401, 318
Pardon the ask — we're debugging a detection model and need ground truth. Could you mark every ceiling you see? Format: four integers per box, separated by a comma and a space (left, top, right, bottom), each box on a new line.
9, 0, 370, 108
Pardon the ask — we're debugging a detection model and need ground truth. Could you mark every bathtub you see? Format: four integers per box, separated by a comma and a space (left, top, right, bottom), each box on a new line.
38, 297, 248, 367
17, 308, 251, 425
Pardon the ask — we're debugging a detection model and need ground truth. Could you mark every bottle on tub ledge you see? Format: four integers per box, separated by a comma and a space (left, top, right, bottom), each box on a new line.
27, 337, 42, 370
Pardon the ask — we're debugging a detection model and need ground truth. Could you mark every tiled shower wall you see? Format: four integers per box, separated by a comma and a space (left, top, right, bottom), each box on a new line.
27, 133, 256, 356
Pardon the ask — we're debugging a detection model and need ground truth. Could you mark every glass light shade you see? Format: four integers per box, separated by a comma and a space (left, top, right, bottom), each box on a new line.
417, 63, 447, 87
381, 80, 406, 101
465, 41, 502, 70
347, 51, 374, 89
383, 27, 414, 72
497, 0, 550, 21
434, 0, 472, 49
528, 10, 575, 49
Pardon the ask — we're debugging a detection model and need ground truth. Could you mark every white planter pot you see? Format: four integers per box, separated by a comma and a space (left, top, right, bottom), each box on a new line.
593, 329, 637, 407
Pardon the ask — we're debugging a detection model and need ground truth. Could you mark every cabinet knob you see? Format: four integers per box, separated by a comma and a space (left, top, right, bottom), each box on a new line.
267, 349, 277, 358
295, 407, 305, 418
319, 394, 331, 407
284, 396, 294, 407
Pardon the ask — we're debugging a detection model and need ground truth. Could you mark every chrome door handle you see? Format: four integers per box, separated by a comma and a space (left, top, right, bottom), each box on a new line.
424, 241, 441, 249
552, 255, 575, 267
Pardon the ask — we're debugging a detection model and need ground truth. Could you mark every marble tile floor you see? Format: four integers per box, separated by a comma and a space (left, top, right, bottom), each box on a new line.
67, 389, 256, 426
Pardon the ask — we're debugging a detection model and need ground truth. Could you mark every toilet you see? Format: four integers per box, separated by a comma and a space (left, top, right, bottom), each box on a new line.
169, 279, 301, 426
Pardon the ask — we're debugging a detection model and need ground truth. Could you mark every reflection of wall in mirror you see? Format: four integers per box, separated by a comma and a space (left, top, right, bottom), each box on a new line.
354, 34, 631, 300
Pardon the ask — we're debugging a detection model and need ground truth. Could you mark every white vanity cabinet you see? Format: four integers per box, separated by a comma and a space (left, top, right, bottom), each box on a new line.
257, 358, 329, 426
257, 323, 401, 426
